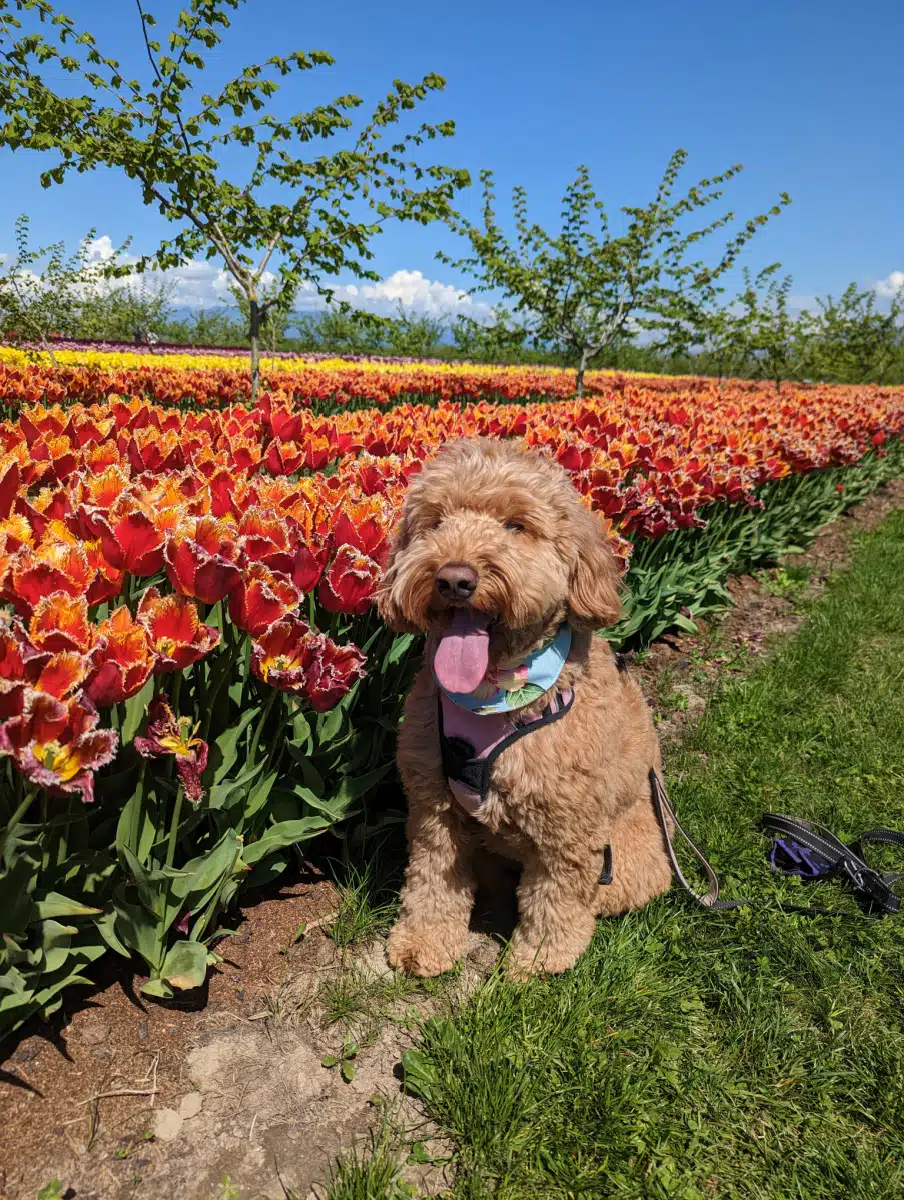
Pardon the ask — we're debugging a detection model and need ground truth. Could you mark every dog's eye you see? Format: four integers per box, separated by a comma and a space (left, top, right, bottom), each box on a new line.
505, 520, 525, 533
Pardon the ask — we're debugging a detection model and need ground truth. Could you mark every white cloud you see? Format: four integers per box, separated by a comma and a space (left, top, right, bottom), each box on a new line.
2, 231, 490, 321
875, 271, 904, 299
157, 262, 486, 318
788, 294, 817, 313
84, 235, 117, 263
334, 269, 480, 316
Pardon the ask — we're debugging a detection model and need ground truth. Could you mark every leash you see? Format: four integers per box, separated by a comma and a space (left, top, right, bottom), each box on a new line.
648, 768, 904, 918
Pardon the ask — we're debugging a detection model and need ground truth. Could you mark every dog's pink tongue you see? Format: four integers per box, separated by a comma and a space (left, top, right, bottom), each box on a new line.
434, 609, 490, 694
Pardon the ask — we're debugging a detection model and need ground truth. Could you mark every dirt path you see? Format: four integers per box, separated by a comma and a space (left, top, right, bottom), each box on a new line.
2, 477, 902, 1200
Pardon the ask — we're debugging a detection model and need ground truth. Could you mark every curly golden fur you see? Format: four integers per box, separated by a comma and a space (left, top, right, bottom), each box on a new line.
377, 438, 672, 977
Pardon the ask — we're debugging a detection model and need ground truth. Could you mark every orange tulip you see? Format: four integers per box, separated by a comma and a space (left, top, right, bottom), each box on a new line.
86, 606, 154, 706
136, 587, 220, 674
29, 592, 96, 655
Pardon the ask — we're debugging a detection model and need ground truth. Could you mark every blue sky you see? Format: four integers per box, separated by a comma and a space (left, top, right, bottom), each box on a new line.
1, 0, 902, 314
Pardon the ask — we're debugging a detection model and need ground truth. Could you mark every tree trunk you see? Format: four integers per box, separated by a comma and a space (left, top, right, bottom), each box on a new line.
249, 295, 261, 406
575, 348, 591, 398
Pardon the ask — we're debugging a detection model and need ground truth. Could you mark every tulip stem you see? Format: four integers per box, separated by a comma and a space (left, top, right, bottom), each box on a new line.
248, 687, 279, 769
200, 637, 242, 744
56, 796, 74, 866
165, 785, 185, 870
1, 789, 36, 862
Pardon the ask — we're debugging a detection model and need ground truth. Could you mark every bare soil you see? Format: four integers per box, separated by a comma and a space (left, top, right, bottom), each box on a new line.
2, 477, 902, 1200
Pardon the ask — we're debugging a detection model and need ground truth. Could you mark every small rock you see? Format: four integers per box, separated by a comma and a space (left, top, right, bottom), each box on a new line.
153, 1107, 184, 1142
179, 1091, 203, 1120
136, 1020, 149, 1042
80, 1019, 109, 1046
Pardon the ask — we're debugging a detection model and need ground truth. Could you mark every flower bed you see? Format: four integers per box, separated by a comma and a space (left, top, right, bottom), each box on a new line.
0, 349, 618, 412
1, 372, 903, 1035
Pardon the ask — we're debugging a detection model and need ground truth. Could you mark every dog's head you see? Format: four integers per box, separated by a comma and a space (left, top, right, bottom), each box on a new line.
377, 439, 621, 667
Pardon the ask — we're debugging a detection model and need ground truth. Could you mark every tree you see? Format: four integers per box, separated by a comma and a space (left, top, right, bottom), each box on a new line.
0, 213, 130, 357
439, 151, 790, 395
734, 264, 798, 391
450, 308, 531, 363
228, 278, 294, 357
0, 0, 468, 399
294, 304, 393, 354
76, 272, 176, 343
796, 282, 904, 384
383, 301, 447, 358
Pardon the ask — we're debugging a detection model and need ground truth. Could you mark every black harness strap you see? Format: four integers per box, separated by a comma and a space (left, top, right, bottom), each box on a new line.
598, 844, 613, 885
649, 768, 904, 918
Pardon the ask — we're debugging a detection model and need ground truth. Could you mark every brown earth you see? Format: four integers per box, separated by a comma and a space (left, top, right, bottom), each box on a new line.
2, 477, 902, 1200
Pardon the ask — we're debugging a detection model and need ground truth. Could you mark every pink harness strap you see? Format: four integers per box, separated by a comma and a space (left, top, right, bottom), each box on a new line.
439, 689, 574, 816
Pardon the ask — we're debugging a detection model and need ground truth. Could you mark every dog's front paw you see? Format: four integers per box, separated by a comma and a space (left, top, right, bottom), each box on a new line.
507, 922, 593, 978
506, 943, 580, 979
387, 923, 464, 977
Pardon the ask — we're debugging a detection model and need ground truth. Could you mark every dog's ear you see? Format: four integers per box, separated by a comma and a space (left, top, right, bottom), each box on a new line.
376, 514, 420, 633
567, 506, 622, 630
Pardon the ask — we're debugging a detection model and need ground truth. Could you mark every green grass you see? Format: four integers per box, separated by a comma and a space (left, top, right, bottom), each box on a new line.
328, 863, 401, 951
313, 1128, 415, 1200
401, 510, 904, 1200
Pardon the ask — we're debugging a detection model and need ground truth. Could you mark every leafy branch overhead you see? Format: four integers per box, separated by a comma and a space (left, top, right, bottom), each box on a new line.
440, 151, 791, 392
0, 0, 469, 395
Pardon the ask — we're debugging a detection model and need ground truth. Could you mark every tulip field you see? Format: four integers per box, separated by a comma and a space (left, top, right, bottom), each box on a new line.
1, 346, 903, 1035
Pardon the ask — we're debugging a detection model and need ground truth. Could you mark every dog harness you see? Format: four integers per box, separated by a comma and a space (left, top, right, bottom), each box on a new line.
434, 624, 576, 816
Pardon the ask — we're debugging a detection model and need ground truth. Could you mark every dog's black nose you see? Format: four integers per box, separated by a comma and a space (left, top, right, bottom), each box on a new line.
435, 563, 478, 600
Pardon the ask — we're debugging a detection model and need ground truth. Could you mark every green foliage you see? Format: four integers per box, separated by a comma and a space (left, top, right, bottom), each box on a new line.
405, 510, 904, 1198
798, 281, 904, 384
735, 263, 798, 390
440, 150, 790, 392
0, 214, 130, 355
0, 598, 415, 1036
75, 272, 177, 343
320, 1128, 415, 1200
611, 443, 903, 646
0, 0, 468, 395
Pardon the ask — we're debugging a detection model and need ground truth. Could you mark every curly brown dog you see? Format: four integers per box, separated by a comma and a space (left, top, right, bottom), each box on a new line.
377, 438, 672, 977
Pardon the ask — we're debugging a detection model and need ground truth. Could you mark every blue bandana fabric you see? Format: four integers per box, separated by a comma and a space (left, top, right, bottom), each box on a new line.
435, 623, 573, 715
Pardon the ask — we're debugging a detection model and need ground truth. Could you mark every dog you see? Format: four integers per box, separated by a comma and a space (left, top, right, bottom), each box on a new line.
377, 438, 673, 977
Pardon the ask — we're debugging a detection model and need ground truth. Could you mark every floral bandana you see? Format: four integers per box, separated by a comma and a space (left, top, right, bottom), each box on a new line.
435, 623, 573, 716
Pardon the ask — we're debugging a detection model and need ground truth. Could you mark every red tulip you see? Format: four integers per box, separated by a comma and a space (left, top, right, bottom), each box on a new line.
228, 563, 301, 636
0, 691, 118, 804
317, 544, 381, 616
134, 697, 208, 804
250, 615, 366, 710
7, 541, 95, 617
98, 509, 165, 576
165, 516, 242, 605
29, 593, 96, 655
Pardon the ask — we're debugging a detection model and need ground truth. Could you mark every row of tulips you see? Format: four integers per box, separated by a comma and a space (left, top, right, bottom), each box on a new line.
2, 376, 903, 543
0, 349, 619, 413
1, 369, 903, 1036
8, 336, 457, 362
